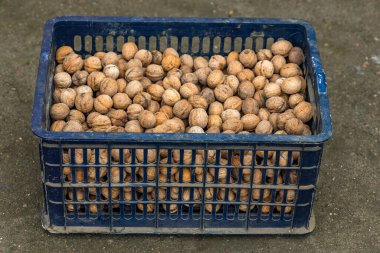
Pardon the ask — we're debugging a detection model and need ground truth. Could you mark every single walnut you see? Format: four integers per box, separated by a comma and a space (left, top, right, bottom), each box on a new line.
223, 96, 242, 111
56, 46, 74, 63
161, 54, 180, 71
255, 120, 273, 134
266, 96, 287, 113
91, 115, 112, 132
258, 108, 271, 121
199, 87, 214, 104
125, 66, 145, 82
84, 56, 102, 73
181, 72, 198, 84
288, 93, 304, 108
125, 80, 143, 98
241, 114, 260, 131
117, 58, 128, 78
126, 58, 143, 69
280, 76, 302, 95
67, 109, 85, 123
225, 75, 240, 94
226, 51, 239, 64
270, 74, 281, 83
237, 69, 254, 82
125, 120, 144, 133
160, 105, 174, 119
195, 67, 212, 85
206, 126, 221, 133
166, 68, 182, 79
277, 110, 295, 130
222, 118, 243, 133
209, 55, 226, 70
138, 110, 156, 129
285, 118, 304, 135
239, 49, 257, 68
163, 75, 181, 90
60, 88, 76, 108
101, 52, 118, 67
173, 99, 193, 119
103, 64, 120, 79
145, 64, 165, 81
214, 84, 233, 102
257, 49, 273, 61
180, 54, 193, 68
133, 92, 152, 109
145, 84, 164, 101
208, 101, 224, 116
86, 111, 101, 127
163, 48, 179, 57
162, 88, 181, 106
122, 42, 138, 60
280, 63, 302, 78
180, 82, 199, 99
221, 109, 240, 122
50, 103, 70, 120
179, 65, 191, 75
207, 115, 223, 129
99, 77, 118, 97
147, 100, 160, 113
294, 101, 313, 123
207, 69, 225, 88
94, 94, 113, 114
189, 108, 208, 128
50, 120, 66, 131
254, 60, 274, 78
227, 60, 244, 75
151, 50, 163, 65
271, 40, 293, 56
94, 51, 106, 59
271, 55, 286, 74
252, 76, 268, 91
74, 93, 94, 113
263, 82, 281, 98
238, 81, 255, 99
108, 109, 127, 127
55, 64, 64, 73
242, 98, 259, 115
188, 95, 208, 109
254, 90, 265, 108
54, 72, 72, 88
72, 71, 88, 86
154, 112, 168, 125
62, 120, 84, 132
127, 104, 144, 120
303, 124, 312, 135
194, 57, 209, 70
134, 49, 152, 66
111, 93, 130, 110
87, 71, 106, 91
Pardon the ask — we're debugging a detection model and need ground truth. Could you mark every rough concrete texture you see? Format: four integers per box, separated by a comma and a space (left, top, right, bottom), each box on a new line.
0, 0, 379, 252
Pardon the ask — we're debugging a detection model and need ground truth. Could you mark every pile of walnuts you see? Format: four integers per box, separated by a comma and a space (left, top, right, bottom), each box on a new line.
50, 39, 313, 135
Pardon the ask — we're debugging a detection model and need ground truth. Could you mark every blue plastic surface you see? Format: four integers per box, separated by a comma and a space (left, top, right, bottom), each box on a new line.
32, 16, 332, 234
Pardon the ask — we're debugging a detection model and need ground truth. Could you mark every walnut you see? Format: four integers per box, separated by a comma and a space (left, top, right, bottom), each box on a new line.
50, 120, 66, 131
280, 76, 302, 94
241, 114, 260, 131
269, 112, 279, 131
117, 58, 128, 78
166, 68, 182, 79
257, 49, 273, 61
214, 84, 233, 102
271, 55, 286, 74
180, 82, 199, 98
125, 120, 144, 133
67, 109, 85, 123
161, 54, 180, 71
162, 88, 181, 106
252, 76, 268, 91
133, 92, 152, 109
207, 69, 225, 88
151, 50, 163, 64
173, 99, 193, 119
94, 94, 113, 114
134, 49, 152, 66
227, 60, 244, 75
241, 98, 259, 115
87, 71, 106, 91
195, 67, 212, 85
255, 120, 273, 134
237, 69, 255, 82
50, 103, 70, 120
280, 63, 302, 78
163, 48, 179, 57
189, 108, 208, 128
99, 77, 118, 97
125, 67, 145, 82
258, 108, 271, 121
180, 54, 193, 68
126, 59, 143, 69
60, 88, 76, 108
294, 101, 313, 123
146, 64, 165, 81
94, 51, 106, 59
288, 93, 304, 108
91, 115, 112, 132
188, 95, 208, 109
62, 120, 84, 132
225, 75, 240, 94
222, 118, 243, 133
56, 46, 74, 63
154, 112, 168, 125
54, 72, 72, 88
277, 110, 295, 130
239, 49, 257, 68
226, 51, 239, 64
266, 96, 286, 113
111, 93, 130, 110
263, 82, 281, 98
101, 52, 118, 67
254, 60, 274, 78
108, 109, 127, 127
122, 42, 138, 60
285, 118, 304, 135
181, 72, 198, 84
193, 56, 209, 70
207, 115, 222, 129
209, 55, 226, 70
223, 96, 242, 111
208, 101, 224, 116
147, 100, 160, 113
221, 109, 240, 122
253, 90, 265, 107
160, 105, 174, 119
84, 56, 102, 73
163, 75, 181, 90
103, 64, 120, 79
138, 110, 156, 129
271, 40, 293, 56
125, 80, 143, 98
126, 104, 144, 120
238, 81, 255, 99
55, 64, 64, 73
74, 93, 94, 113
72, 70, 88, 86
187, 126, 205, 133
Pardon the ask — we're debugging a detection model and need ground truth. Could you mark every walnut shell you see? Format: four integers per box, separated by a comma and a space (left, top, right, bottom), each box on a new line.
207, 115, 222, 129
163, 75, 181, 90
254, 60, 274, 78
241, 98, 259, 115
122, 42, 138, 60
294, 101, 313, 123
180, 82, 200, 99
94, 94, 113, 114
207, 69, 225, 88
162, 88, 181, 106
134, 49, 152, 66
221, 109, 240, 122
54, 72, 72, 88
173, 99, 193, 119
138, 110, 156, 129
72, 70, 88, 86
252, 76, 268, 91
91, 115, 112, 132
239, 49, 257, 68
227, 60, 244, 75
208, 101, 224, 116
255, 120, 273, 134
161, 54, 180, 71
222, 118, 243, 133
277, 110, 295, 130
50, 103, 70, 120
209, 55, 226, 70
194, 57, 209, 70
55, 64, 64, 73
154, 112, 168, 125
125, 67, 145, 82
117, 58, 128, 78
266, 96, 287, 113
151, 50, 163, 65
126, 59, 143, 69
50, 120, 66, 131
101, 52, 118, 67
133, 92, 152, 109
214, 84, 233, 102
280, 63, 302, 78
103, 64, 120, 79
125, 120, 144, 133
258, 108, 270, 121
188, 95, 208, 110
225, 75, 240, 94
288, 93, 304, 108
67, 109, 85, 123
166, 68, 182, 79
257, 49, 273, 61
271, 55, 286, 74
269, 113, 279, 131
56, 46, 74, 64
125, 80, 143, 98
237, 69, 255, 82
87, 71, 106, 91
195, 67, 212, 85
100, 77, 118, 97
180, 54, 193, 68
127, 104, 144, 120
200, 87, 215, 105
84, 56, 102, 73
74, 93, 94, 113
271, 40, 293, 56
146, 64, 165, 81
281, 76, 302, 95
226, 51, 239, 64
62, 120, 84, 132
238, 81, 255, 99
189, 108, 208, 128
241, 114, 260, 131
60, 88, 76, 108
108, 109, 127, 127
160, 105, 174, 119
181, 72, 198, 84
223, 96, 242, 111
263, 82, 281, 98
285, 118, 304, 135
145, 84, 164, 101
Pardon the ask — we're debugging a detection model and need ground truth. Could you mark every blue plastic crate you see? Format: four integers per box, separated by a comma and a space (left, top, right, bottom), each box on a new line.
31, 16, 332, 234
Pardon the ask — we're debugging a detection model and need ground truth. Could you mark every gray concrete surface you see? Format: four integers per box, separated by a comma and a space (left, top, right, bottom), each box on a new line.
0, 0, 379, 252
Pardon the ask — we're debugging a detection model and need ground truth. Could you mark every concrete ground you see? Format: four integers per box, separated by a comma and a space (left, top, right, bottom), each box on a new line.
0, 0, 379, 252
